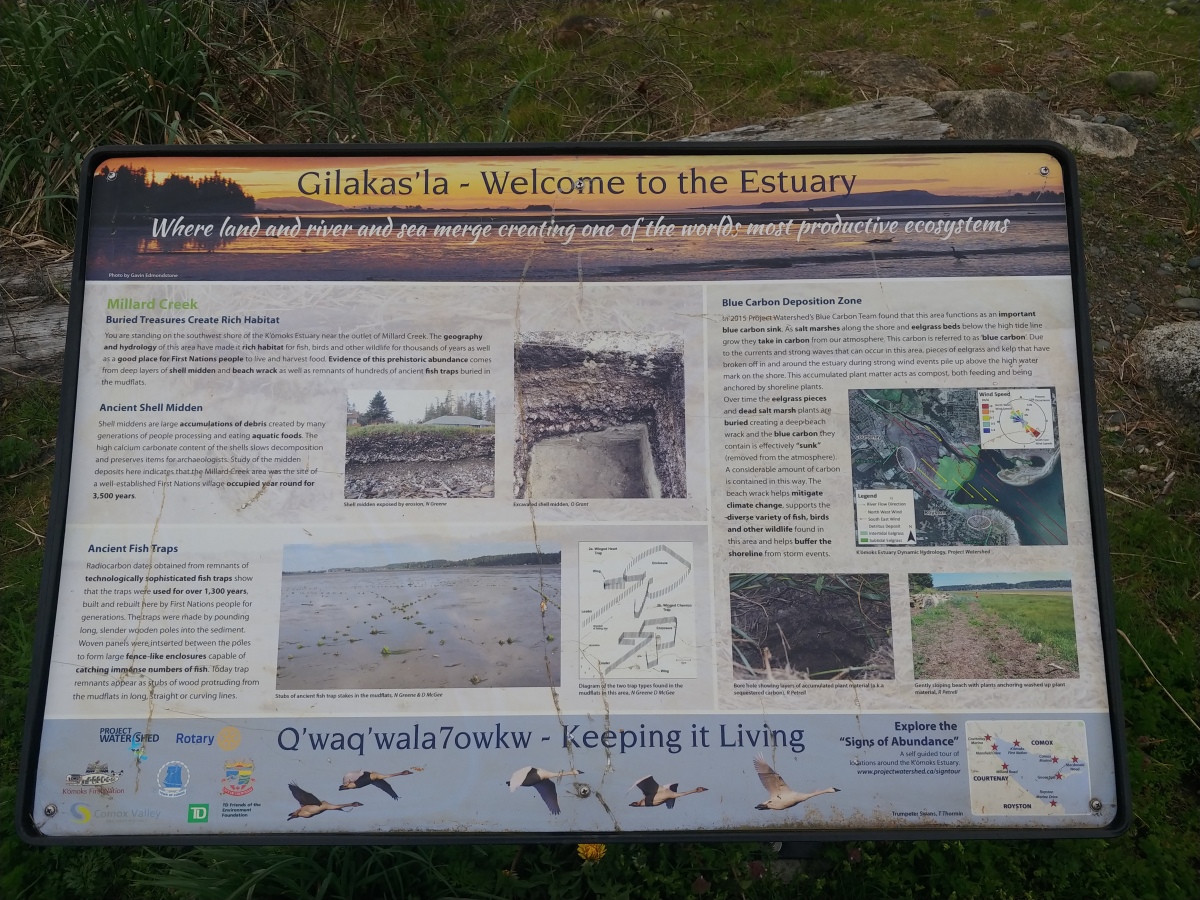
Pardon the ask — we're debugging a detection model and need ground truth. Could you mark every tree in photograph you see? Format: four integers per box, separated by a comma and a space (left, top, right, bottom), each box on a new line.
362, 390, 393, 425
908, 572, 934, 593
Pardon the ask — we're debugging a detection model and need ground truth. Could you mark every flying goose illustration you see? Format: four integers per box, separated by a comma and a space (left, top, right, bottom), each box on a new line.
752, 755, 840, 810
506, 765, 583, 815
629, 774, 709, 808
339, 768, 422, 799
286, 782, 363, 819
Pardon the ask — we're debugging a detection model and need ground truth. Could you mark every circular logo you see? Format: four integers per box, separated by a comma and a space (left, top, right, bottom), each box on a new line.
157, 761, 190, 798
70, 803, 92, 823
216, 726, 241, 752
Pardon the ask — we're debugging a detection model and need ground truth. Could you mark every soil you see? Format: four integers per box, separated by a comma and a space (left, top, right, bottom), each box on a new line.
515, 332, 686, 499
345, 428, 494, 498
729, 573, 893, 680
911, 602, 1078, 680
345, 458, 494, 498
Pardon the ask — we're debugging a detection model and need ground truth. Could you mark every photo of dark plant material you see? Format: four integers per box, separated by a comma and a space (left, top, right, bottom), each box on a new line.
729, 573, 893, 680
345, 389, 495, 499
514, 331, 685, 499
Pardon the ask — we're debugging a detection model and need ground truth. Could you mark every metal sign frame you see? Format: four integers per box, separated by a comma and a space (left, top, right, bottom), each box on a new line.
19, 141, 1129, 844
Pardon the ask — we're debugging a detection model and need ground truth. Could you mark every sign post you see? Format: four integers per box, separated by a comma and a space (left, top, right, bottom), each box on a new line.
19, 143, 1128, 843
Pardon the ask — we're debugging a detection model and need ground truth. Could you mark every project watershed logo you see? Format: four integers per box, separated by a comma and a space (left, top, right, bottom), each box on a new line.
70, 803, 92, 824
157, 761, 190, 798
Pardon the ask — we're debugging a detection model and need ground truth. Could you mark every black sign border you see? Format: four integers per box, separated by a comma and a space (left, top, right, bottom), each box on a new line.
18, 139, 1130, 845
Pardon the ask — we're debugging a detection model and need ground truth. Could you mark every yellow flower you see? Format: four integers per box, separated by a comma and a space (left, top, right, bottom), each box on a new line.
577, 843, 607, 862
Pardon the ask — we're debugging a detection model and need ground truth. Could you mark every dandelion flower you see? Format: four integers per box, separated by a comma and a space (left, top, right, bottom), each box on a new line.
577, 843, 606, 862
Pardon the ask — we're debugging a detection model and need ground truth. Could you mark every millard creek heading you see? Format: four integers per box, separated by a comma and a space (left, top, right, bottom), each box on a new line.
106, 298, 279, 325
295, 167, 859, 197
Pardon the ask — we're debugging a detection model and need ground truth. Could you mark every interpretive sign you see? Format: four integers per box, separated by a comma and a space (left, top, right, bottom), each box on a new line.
19, 143, 1128, 842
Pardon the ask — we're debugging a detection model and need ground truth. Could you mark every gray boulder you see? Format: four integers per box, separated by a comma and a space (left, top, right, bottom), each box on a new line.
932, 89, 1137, 158
1135, 323, 1200, 421
1105, 71, 1159, 95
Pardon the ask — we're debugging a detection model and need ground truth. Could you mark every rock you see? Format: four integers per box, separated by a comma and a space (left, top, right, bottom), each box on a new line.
1069, 107, 1088, 118
1106, 411, 1127, 425
931, 89, 1137, 157
1035, 88, 1052, 101
1094, 339, 1112, 351
1136, 323, 1200, 419
1188, 256, 1200, 269
1093, 114, 1107, 124
1105, 70, 1159, 95
811, 50, 957, 95
1113, 113, 1136, 129
1019, 21, 1038, 30
1125, 302, 1146, 318
1174, 298, 1200, 311
1175, 285, 1193, 297
687, 96, 950, 142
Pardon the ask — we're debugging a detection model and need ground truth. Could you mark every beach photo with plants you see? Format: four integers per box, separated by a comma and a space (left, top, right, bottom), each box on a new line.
909, 572, 1078, 680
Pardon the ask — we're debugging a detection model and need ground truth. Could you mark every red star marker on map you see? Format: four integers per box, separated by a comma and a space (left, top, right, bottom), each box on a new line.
1001, 762, 1009, 770
1012, 740, 1020, 746
1050, 800, 1057, 807
991, 743, 998, 751
1056, 773, 1063, 780
1072, 756, 1079, 763
1051, 756, 1058, 763
983, 734, 991, 741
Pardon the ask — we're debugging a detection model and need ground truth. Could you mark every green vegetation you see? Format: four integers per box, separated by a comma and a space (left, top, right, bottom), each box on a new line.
347, 422, 495, 436
960, 591, 1079, 666
4, 0, 1200, 897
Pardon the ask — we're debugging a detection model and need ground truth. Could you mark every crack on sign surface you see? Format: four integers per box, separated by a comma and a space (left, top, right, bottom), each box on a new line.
238, 476, 272, 511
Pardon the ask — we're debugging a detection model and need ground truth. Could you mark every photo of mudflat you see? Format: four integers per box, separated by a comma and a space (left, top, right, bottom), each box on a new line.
909, 572, 1078, 679
849, 388, 1067, 545
277, 542, 560, 690
514, 331, 685, 499
729, 573, 893, 680
345, 389, 495, 498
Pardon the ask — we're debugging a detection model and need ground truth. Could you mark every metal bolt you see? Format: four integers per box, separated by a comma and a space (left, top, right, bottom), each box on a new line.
576, 784, 592, 798
1089, 798, 1103, 812
44, 803, 58, 817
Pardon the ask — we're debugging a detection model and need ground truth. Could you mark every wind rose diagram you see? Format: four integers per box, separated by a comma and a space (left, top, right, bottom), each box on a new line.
578, 542, 696, 679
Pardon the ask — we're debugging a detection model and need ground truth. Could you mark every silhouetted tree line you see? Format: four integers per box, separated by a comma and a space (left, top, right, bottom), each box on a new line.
92, 165, 255, 214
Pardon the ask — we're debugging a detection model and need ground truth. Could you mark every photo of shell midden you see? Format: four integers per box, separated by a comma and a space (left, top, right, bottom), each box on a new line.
344, 388, 496, 499
514, 331, 686, 499
277, 540, 560, 690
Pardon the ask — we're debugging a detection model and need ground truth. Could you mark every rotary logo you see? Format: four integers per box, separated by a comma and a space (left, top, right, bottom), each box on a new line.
157, 761, 190, 798
221, 760, 255, 797
216, 726, 241, 752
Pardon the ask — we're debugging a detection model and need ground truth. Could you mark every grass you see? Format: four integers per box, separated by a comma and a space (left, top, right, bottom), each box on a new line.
4, 0, 1200, 897
956, 591, 1079, 666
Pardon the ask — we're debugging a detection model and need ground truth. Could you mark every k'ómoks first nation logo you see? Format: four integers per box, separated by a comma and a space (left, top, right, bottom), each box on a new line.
221, 760, 255, 796
66, 761, 122, 786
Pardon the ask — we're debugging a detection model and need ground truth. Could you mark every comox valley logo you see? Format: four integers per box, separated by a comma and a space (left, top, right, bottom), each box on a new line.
221, 760, 255, 796
157, 761, 190, 798
70, 803, 92, 824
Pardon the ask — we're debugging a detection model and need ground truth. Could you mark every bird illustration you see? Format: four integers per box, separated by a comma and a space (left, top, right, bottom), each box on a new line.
949, 244, 968, 262
752, 755, 840, 810
506, 765, 583, 815
286, 782, 363, 819
629, 775, 709, 808
339, 768, 421, 800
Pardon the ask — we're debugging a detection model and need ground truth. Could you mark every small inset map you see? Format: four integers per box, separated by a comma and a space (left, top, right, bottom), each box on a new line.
978, 389, 1056, 450
966, 720, 1089, 815
578, 542, 696, 679
849, 388, 1067, 546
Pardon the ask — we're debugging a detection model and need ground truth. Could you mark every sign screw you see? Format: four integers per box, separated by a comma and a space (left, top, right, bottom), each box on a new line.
1089, 798, 1103, 812
44, 803, 58, 817
576, 784, 592, 798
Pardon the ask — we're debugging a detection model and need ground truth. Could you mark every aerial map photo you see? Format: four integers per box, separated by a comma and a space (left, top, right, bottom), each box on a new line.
848, 388, 1067, 546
